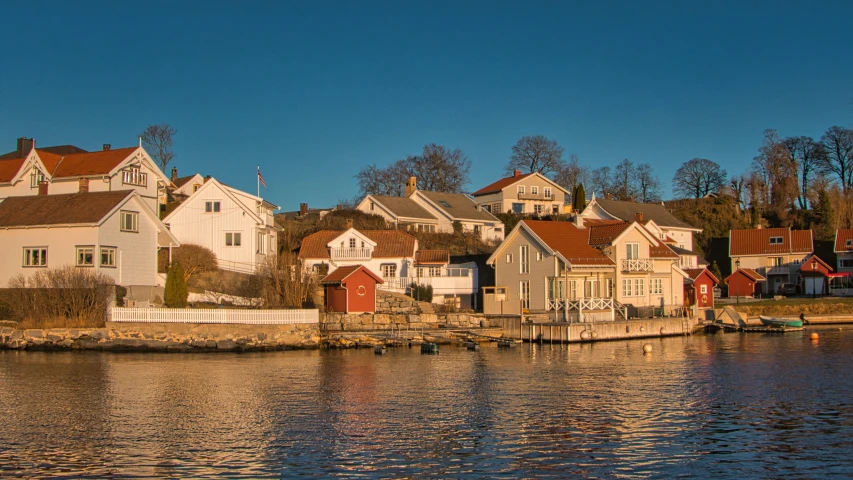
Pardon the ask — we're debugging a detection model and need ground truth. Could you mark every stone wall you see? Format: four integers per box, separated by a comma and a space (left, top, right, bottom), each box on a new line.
322, 312, 498, 332
376, 291, 419, 313
0, 322, 320, 352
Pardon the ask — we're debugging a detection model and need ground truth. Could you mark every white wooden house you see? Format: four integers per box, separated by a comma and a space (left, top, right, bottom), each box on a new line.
163, 177, 281, 274
0, 189, 179, 288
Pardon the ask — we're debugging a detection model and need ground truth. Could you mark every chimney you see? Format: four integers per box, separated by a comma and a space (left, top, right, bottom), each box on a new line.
17, 137, 34, 157
574, 214, 584, 229
78, 178, 89, 194
634, 212, 644, 223
171, 166, 178, 182
299, 203, 308, 216
37, 181, 48, 195
102, 144, 111, 151
514, 170, 521, 177
346, 218, 353, 229
405, 176, 417, 197
604, 193, 612, 200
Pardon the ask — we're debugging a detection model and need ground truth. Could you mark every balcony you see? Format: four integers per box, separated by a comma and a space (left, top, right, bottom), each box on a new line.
622, 259, 654, 272
766, 265, 794, 276
517, 192, 554, 201
329, 248, 372, 261
378, 264, 476, 295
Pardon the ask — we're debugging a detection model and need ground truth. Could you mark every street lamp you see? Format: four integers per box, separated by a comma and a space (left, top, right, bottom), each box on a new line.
735, 258, 741, 304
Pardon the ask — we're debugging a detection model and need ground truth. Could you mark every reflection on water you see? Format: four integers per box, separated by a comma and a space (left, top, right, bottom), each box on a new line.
2, 329, 853, 477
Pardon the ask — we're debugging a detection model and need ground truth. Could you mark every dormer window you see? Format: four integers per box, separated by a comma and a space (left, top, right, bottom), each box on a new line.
122, 166, 148, 187
769, 236, 783, 245
30, 167, 45, 188
439, 200, 452, 208
847, 239, 852, 248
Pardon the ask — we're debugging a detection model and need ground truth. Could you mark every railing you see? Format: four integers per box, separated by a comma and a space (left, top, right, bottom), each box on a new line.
378, 265, 477, 295
622, 259, 654, 272
111, 307, 319, 324
517, 192, 554, 201
766, 265, 793, 275
217, 258, 260, 275
330, 248, 372, 260
546, 297, 628, 322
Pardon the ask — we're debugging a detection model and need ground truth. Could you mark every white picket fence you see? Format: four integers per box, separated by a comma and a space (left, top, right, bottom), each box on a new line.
111, 307, 319, 325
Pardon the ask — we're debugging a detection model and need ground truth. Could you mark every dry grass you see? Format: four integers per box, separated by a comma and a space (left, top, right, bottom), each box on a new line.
733, 297, 853, 316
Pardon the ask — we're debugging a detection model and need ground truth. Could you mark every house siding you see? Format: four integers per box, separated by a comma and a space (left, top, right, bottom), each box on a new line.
494, 228, 559, 312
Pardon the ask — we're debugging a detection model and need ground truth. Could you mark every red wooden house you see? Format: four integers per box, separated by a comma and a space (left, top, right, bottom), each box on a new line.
725, 268, 766, 298
320, 265, 384, 314
684, 268, 719, 308
799, 254, 833, 295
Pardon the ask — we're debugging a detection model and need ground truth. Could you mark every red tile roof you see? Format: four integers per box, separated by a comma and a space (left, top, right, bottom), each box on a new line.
835, 230, 853, 252
587, 221, 631, 246
48, 147, 137, 177
650, 242, 679, 258
415, 250, 450, 265
799, 254, 833, 273
724, 268, 766, 283
299, 230, 417, 259
0, 190, 133, 227
729, 228, 813, 256
320, 265, 384, 285
472, 172, 533, 196
522, 220, 614, 265
684, 267, 719, 284
0, 157, 25, 183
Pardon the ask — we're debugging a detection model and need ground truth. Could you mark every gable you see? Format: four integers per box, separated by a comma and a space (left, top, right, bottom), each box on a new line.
299, 229, 417, 259
163, 177, 264, 225
415, 191, 500, 222
327, 228, 378, 249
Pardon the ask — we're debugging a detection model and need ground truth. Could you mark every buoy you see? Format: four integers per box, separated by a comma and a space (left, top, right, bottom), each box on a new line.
580, 330, 591, 340
810, 332, 819, 340
374, 345, 386, 355
643, 344, 653, 354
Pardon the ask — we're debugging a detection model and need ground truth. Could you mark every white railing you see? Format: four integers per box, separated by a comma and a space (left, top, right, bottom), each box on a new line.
378, 264, 477, 294
622, 259, 654, 272
217, 258, 259, 275
112, 307, 319, 325
330, 248, 372, 260
546, 297, 628, 321
766, 265, 793, 275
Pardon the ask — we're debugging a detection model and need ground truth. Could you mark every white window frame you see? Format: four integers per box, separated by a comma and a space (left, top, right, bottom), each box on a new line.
225, 232, 242, 247
536, 251, 543, 261
121, 166, 148, 187
205, 201, 221, 213
626, 243, 639, 260
349, 238, 357, 248
381, 264, 397, 278
847, 239, 852, 248
700, 284, 708, 294
30, 167, 45, 188
258, 232, 266, 253
23, 247, 47, 267
520, 245, 529, 274
517, 185, 525, 194
76, 246, 95, 267
506, 253, 513, 264
520, 281, 530, 310
622, 278, 645, 297
770, 236, 783, 245
120, 211, 139, 232
534, 204, 544, 215
100, 247, 117, 267
652, 278, 663, 295
544, 186, 551, 198
531, 186, 539, 195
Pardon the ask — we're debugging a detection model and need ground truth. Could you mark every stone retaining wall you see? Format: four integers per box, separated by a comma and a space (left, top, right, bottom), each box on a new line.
0, 322, 320, 352
322, 312, 498, 331
375, 291, 419, 313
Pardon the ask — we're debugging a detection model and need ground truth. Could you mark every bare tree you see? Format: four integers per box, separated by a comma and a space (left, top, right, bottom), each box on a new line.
672, 158, 728, 198
783, 135, 826, 210
258, 249, 318, 308
504, 135, 565, 176
611, 159, 639, 200
553, 153, 590, 193
355, 144, 470, 197
171, 243, 218, 282
139, 123, 177, 172
590, 166, 612, 197
635, 163, 662, 202
820, 126, 853, 193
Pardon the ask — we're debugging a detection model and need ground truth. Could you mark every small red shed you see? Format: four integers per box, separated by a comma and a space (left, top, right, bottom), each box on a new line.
684, 268, 720, 308
800, 254, 833, 295
725, 268, 766, 298
320, 265, 384, 314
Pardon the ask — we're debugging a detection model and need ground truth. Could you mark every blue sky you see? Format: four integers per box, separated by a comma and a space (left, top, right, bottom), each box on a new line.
2, 1, 851, 210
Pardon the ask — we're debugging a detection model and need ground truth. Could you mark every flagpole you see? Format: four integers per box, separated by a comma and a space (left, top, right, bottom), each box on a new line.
257, 165, 260, 198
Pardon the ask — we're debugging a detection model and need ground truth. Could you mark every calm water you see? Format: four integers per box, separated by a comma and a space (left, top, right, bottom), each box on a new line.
1, 329, 853, 478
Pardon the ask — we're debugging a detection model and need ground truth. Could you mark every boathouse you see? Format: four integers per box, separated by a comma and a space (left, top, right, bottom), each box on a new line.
800, 254, 833, 296
725, 268, 765, 298
320, 265, 384, 314
684, 268, 719, 308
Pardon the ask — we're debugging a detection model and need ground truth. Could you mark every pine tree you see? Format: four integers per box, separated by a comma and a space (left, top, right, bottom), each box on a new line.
164, 262, 188, 308
709, 261, 723, 283
813, 188, 835, 241
573, 184, 587, 212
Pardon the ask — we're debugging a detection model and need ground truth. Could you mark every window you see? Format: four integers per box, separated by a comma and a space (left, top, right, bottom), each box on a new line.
770, 236, 783, 245
121, 166, 147, 186
349, 238, 356, 248
512, 203, 524, 214
622, 278, 645, 296
544, 187, 551, 198
120, 211, 138, 232
840, 259, 853, 268
23, 247, 47, 267
652, 278, 663, 294
531, 186, 539, 195
536, 251, 543, 261
604, 278, 613, 297
381, 264, 397, 278
258, 232, 266, 253
30, 167, 45, 188
192, 184, 201, 192
847, 239, 852, 248
225, 232, 242, 246
101, 247, 116, 267
517, 185, 525, 194
474, 225, 481, 235
700, 284, 708, 294
419, 266, 442, 277
636, 278, 645, 296
771, 257, 783, 267
370, 201, 375, 211
506, 253, 513, 264
534, 204, 544, 215
439, 200, 452, 208
626, 243, 639, 260
76, 246, 94, 266
552, 204, 560, 214
520, 245, 529, 274
520, 281, 530, 310
205, 201, 221, 213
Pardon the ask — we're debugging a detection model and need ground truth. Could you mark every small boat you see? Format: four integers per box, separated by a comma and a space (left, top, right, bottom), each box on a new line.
759, 315, 803, 328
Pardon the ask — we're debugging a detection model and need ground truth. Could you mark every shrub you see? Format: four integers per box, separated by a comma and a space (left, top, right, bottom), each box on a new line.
409, 283, 433, 303
165, 262, 188, 308
171, 244, 218, 282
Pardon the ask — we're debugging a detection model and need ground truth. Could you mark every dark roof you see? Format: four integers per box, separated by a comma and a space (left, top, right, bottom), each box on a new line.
277, 207, 334, 222
371, 195, 437, 220
418, 191, 499, 222
594, 198, 696, 230
472, 172, 534, 196
0, 191, 133, 227
172, 175, 199, 188
0, 144, 87, 160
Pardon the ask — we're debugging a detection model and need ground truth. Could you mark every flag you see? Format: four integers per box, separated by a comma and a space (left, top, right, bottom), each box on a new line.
258, 166, 267, 188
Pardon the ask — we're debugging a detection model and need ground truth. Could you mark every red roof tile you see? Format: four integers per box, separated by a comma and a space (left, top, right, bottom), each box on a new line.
729, 228, 813, 256
0, 157, 24, 183
725, 268, 766, 283
46, 147, 138, 178
587, 221, 631, 246
299, 230, 417, 259
684, 267, 719, 284
472, 172, 533, 196
320, 265, 384, 285
522, 220, 614, 265
835, 229, 853, 252
415, 250, 450, 265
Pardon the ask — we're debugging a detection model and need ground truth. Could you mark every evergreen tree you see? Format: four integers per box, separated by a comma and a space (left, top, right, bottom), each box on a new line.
164, 262, 188, 308
813, 188, 835, 242
709, 261, 723, 283
573, 184, 587, 212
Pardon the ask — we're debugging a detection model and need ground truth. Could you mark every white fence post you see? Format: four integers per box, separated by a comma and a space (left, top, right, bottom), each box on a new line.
111, 307, 319, 325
